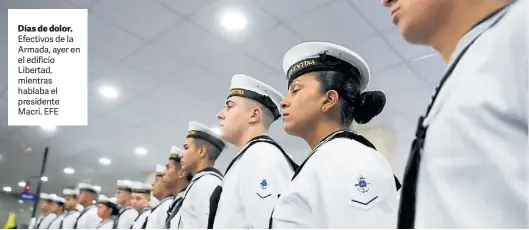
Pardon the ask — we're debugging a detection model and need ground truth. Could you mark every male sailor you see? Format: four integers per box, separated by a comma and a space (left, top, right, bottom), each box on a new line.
166, 121, 226, 229
47, 195, 66, 229
32, 193, 57, 229
113, 180, 139, 229
145, 164, 178, 229
210, 74, 298, 228
383, 0, 528, 228
74, 183, 100, 229
161, 147, 191, 228
60, 189, 80, 229
130, 182, 152, 229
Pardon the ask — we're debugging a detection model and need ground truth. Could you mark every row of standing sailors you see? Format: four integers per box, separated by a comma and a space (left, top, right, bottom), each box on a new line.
31, 40, 401, 229
29, 0, 528, 228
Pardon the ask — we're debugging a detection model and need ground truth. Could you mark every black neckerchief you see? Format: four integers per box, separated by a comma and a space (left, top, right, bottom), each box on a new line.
207, 135, 299, 229
74, 205, 94, 229
397, 5, 511, 229
165, 168, 223, 229
112, 206, 133, 229
140, 195, 174, 229
130, 207, 151, 229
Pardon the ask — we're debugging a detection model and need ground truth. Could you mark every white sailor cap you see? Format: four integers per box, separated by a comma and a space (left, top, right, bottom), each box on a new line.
155, 164, 165, 176
282, 41, 370, 92
77, 183, 100, 194
39, 193, 53, 201
117, 180, 133, 192
50, 195, 65, 204
131, 181, 152, 194
62, 188, 77, 197
98, 194, 117, 206
228, 74, 283, 120
169, 145, 183, 161
187, 121, 226, 151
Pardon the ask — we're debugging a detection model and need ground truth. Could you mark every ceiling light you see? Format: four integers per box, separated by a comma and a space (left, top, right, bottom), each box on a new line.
99, 157, 111, 165
134, 147, 148, 155
40, 125, 56, 132
93, 185, 101, 191
99, 86, 119, 99
18, 181, 25, 187
220, 11, 247, 31
18, 200, 23, 204
41, 176, 48, 182
3, 186, 12, 192
92, 200, 96, 204
63, 167, 75, 174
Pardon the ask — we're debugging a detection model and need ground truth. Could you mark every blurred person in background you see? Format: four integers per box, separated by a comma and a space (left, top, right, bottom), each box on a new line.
144, 164, 176, 229
96, 195, 119, 229
113, 180, 138, 229
31, 193, 57, 229
59, 188, 80, 229
74, 183, 100, 229
382, 0, 528, 228
130, 182, 152, 229
47, 195, 65, 229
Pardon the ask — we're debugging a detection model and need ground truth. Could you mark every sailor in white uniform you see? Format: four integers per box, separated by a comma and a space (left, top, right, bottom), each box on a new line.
270, 42, 401, 228
32, 193, 57, 229
113, 180, 139, 229
130, 182, 152, 229
96, 195, 119, 229
47, 195, 66, 229
144, 164, 177, 229
166, 122, 225, 229
210, 74, 299, 228
383, 0, 528, 228
162, 146, 192, 228
59, 189, 80, 229
74, 183, 101, 229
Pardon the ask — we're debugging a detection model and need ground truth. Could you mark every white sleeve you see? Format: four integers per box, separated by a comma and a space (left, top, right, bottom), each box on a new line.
87, 209, 101, 229
148, 201, 170, 228
271, 166, 314, 228
316, 150, 398, 228
118, 209, 139, 229
238, 143, 294, 229
181, 176, 222, 228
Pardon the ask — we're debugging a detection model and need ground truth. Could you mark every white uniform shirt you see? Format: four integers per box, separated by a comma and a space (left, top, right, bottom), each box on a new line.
131, 208, 151, 229
47, 213, 64, 229
114, 207, 139, 229
416, 1, 528, 228
214, 142, 295, 229
34, 213, 57, 229
75, 205, 99, 229
271, 138, 398, 228
96, 219, 114, 229
145, 196, 174, 229
172, 169, 223, 229
60, 210, 80, 229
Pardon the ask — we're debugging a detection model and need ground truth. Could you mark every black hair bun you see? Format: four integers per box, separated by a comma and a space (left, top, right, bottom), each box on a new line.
353, 90, 386, 124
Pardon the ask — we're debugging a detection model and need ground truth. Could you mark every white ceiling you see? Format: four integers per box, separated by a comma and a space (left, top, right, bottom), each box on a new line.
0, 0, 445, 197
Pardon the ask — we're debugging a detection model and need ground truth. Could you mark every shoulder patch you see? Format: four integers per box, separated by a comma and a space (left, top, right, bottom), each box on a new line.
256, 178, 272, 199
349, 175, 381, 210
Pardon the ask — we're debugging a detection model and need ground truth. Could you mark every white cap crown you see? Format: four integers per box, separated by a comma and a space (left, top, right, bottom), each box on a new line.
283, 41, 370, 92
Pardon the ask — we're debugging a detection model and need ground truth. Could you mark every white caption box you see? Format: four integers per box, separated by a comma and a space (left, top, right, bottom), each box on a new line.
8, 9, 88, 126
